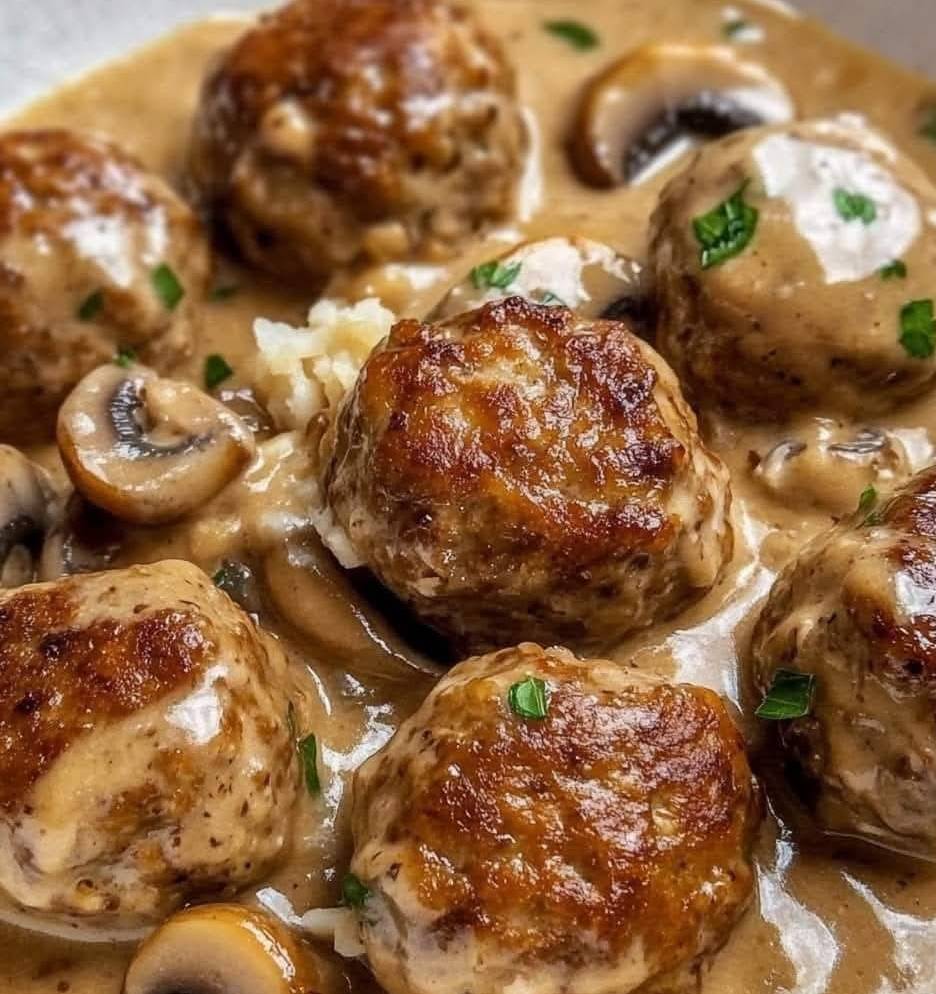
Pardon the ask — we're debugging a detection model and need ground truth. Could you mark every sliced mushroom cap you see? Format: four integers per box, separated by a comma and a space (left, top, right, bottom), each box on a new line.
123, 903, 322, 994
38, 493, 125, 581
570, 43, 794, 187
0, 445, 58, 587
429, 236, 646, 322
58, 363, 256, 525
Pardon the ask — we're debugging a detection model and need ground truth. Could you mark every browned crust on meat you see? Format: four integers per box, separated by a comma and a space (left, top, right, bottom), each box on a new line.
0, 583, 209, 810
356, 645, 760, 973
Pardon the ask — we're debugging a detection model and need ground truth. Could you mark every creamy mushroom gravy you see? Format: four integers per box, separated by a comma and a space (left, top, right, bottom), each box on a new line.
3, 1, 936, 992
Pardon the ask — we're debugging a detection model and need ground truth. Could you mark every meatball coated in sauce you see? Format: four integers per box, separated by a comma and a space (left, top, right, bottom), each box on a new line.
188, 0, 526, 284
752, 466, 936, 859
351, 643, 761, 994
323, 297, 733, 653
651, 118, 936, 420
0, 560, 297, 923
0, 129, 210, 443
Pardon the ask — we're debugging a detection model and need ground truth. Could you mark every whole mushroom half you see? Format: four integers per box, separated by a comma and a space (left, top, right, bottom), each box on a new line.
58, 363, 256, 525
0, 445, 58, 586
123, 904, 322, 994
570, 43, 793, 187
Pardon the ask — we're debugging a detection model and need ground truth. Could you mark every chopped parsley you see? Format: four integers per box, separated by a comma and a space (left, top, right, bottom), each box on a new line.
833, 188, 877, 225
77, 289, 104, 322
692, 180, 759, 270
204, 353, 233, 390
210, 284, 240, 302
113, 347, 137, 369
880, 259, 908, 280
470, 259, 522, 291
755, 669, 815, 720
342, 873, 372, 910
543, 19, 599, 51
858, 484, 878, 516
919, 105, 936, 144
508, 675, 549, 720
151, 263, 185, 311
299, 734, 321, 795
899, 298, 936, 359
537, 289, 567, 307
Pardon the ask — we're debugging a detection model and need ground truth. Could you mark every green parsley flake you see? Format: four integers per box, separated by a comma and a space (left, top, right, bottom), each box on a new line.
342, 873, 372, 909
919, 105, 936, 144
204, 353, 233, 390
538, 290, 567, 307
857, 485, 878, 516
900, 299, 936, 359
151, 263, 185, 311
77, 290, 104, 322
212, 560, 251, 602
723, 19, 748, 38
692, 180, 759, 270
299, 734, 321, 795
880, 260, 908, 280
833, 188, 877, 225
543, 19, 599, 51
755, 669, 816, 720
508, 675, 549, 720
113, 347, 137, 369
470, 260, 522, 291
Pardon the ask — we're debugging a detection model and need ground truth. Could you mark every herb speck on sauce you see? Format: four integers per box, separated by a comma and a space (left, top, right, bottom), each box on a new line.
76, 289, 104, 322
543, 19, 599, 51
693, 180, 759, 270
900, 299, 936, 359
113, 347, 137, 369
151, 263, 185, 311
299, 734, 321, 795
470, 259, 522, 291
204, 353, 234, 390
756, 669, 815, 720
508, 675, 549, 720
880, 259, 908, 280
833, 187, 877, 225
342, 873, 372, 909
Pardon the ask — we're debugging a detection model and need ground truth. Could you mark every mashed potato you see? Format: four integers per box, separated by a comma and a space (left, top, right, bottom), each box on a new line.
253, 298, 396, 432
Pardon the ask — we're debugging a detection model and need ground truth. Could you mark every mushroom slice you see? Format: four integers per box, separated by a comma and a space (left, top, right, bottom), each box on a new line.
570, 43, 794, 188
58, 363, 256, 526
0, 445, 57, 586
123, 903, 322, 994
429, 236, 644, 321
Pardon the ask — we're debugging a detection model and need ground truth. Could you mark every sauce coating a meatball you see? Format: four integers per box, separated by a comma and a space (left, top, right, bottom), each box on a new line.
350, 643, 761, 994
650, 117, 936, 420
323, 297, 733, 653
0, 129, 210, 442
188, 0, 526, 284
751, 466, 936, 860
0, 560, 298, 924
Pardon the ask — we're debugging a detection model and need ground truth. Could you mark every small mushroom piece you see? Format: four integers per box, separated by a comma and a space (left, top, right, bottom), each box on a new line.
0, 445, 58, 586
58, 363, 256, 525
38, 494, 125, 581
123, 903, 322, 994
570, 44, 793, 187
429, 236, 644, 321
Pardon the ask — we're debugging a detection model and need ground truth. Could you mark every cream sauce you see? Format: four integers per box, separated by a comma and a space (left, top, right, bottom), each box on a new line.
4, 2, 936, 992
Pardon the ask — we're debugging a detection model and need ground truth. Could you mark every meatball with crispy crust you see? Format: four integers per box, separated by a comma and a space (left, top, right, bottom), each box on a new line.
350, 643, 761, 994
322, 297, 733, 653
751, 466, 936, 859
0, 560, 298, 925
188, 0, 526, 284
0, 129, 210, 443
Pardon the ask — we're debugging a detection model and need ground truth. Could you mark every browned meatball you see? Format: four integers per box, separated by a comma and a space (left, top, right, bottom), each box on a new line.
351, 643, 761, 994
188, 0, 526, 283
323, 297, 733, 653
751, 466, 936, 859
0, 129, 211, 443
0, 560, 298, 924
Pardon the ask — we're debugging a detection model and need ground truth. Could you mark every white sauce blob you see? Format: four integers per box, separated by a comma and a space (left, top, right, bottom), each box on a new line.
753, 132, 921, 284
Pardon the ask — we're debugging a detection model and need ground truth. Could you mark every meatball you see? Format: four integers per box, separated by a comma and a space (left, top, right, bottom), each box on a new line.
0, 129, 210, 443
751, 466, 936, 859
651, 117, 936, 420
0, 560, 298, 923
323, 297, 733, 653
350, 643, 761, 994
188, 0, 526, 283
